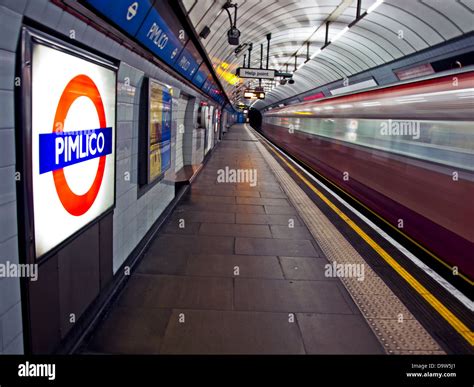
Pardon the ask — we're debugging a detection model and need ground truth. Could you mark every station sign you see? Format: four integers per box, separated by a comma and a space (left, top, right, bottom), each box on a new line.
84, 0, 154, 36
192, 63, 209, 88
192, 68, 207, 88
32, 42, 116, 258
176, 40, 202, 79
135, 6, 185, 67
236, 67, 276, 79
202, 78, 213, 94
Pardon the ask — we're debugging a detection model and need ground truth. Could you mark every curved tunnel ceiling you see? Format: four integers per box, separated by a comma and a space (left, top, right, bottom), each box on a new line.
182, 0, 474, 109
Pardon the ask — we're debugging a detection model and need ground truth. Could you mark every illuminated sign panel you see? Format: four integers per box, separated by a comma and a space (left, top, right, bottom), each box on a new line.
329, 78, 377, 96
192, 67, 207, 88
237, 67, 276, 79
244, 90, 265, 99
395, 64, 435, 81
32, 42, 116, 258
148, 80, 172, 182
84, 0, 153, 36
303, 92, 325, 101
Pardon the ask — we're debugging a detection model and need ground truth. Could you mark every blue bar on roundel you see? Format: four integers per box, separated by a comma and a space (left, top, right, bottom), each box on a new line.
39, 127, 113, 174
192, 68, 206, 88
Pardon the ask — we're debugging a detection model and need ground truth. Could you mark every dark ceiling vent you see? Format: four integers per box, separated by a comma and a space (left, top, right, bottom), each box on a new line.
199, 26, 211, 39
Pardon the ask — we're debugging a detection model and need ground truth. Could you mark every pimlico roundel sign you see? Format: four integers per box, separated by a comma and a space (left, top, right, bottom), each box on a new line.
32, 42, 116, 258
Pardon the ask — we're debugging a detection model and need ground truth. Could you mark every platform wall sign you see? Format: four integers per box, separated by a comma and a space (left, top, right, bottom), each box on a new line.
32, 42, 116, 258
84, 0, 226, 104
192, 64, 207, 88
202, 78, 213, 94
148, 80, 172, 182
135, 5, 185, 67
236, 67, 276, 79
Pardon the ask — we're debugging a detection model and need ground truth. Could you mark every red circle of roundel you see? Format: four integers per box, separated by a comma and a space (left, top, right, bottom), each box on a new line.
52, 74, 108, 216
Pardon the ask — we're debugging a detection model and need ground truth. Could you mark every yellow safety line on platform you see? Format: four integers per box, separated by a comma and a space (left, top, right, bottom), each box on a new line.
261, 134, 473, 347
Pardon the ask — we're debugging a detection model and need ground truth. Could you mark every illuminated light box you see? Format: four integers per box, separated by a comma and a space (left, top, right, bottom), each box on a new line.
30, 35, 117, 258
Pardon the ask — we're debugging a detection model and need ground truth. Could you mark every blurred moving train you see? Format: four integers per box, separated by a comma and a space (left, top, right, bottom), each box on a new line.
258, 71, 474, 281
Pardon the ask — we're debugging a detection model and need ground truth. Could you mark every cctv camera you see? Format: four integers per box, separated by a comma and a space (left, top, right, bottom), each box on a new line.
228, 27, 240, 45
280, 79, 287, 85
288, 78, 295, 84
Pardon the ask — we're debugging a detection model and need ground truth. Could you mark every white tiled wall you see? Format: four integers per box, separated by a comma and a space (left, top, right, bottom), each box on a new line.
183, 98, 200, 165
0, 2, 24, 355
191, 130, 206, 165
113, 63, 176, 273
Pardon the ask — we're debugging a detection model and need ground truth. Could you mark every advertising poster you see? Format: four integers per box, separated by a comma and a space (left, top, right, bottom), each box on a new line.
148, 80, 172, 182
31, 41, 116, 258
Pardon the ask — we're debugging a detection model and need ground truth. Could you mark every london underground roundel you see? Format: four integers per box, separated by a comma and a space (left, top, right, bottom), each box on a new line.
51, 74, 109, 216
32, 42, 116, 258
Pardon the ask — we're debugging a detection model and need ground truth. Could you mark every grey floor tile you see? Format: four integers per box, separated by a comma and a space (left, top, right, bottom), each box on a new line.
118, 274, 233, 310
160, 310, 305, 354
264, 205, 297, 215
236, 237, 317, 257
147, 234, 235, 256
243, 184, 282, 193
279, 257, 333, 280
163, 220, 200, 235
179, 203, 265, 214
297, 313, 383, 354
236, 197, 290, 206
87, 307, 171, 354
199, 223, 272, 238
234, 278, 353, 314
188, 194, 236, 204
236, 213, 302, 226
191, 188, 260, 198
260, 191, 287, 199
136, 254, 188, 275
232, 184, 261, 191
186, 254, 283, 279
270, 225, 313, 240
172, 211, 235, 224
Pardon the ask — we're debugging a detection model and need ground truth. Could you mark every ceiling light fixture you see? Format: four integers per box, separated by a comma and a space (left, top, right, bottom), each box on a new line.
367, 0, 384, 14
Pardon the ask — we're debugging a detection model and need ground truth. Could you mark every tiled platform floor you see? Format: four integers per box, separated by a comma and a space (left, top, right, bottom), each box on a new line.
85, 125, 384, 354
